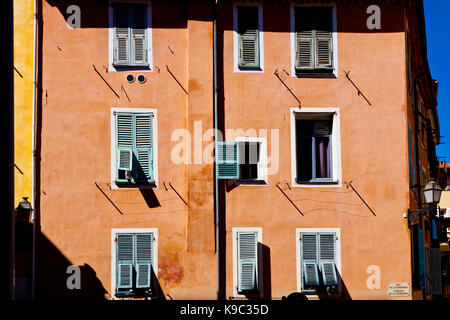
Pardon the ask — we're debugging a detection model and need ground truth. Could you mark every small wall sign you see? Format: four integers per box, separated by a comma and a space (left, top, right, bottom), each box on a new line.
388, 282, 410, 297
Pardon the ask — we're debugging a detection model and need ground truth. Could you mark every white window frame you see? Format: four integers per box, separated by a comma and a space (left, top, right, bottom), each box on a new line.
235, 137, 268, 185
110, 228, 158, 299
108, 0, 153, 72
232, 227, 263, 298
290, 107, 342, 188
110, 108, 158, 189
295, 228, 341, 297
233, 1, 264, 73
290, 3, 338, 78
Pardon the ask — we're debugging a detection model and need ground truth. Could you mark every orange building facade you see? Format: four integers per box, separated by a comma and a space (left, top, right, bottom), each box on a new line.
35, 0, 442, 300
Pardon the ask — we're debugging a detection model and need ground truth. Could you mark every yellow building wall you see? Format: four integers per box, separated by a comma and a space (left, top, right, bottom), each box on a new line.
14, 0, 34, 207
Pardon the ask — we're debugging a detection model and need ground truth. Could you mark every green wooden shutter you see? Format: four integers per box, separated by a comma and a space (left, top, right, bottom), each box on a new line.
237, 6, 259, 68
295, 7, 333, 71
131, 5, 148, 66
408, 125, 414, 186
301, 233, 320, 288
118, 147, 133, 171
217, 142, 239, 179
113, 4, 131, 66
237, 232, 258, 292
135, 233, 152, 289
429, 248, 442, 295
418, 229, 426, 289
134, 113, 153, 183
314, 8, 333, 69
319, 233, 338, 287
117, 234, 134, 290
295, 8, 314, 70
116, 113, 134, 183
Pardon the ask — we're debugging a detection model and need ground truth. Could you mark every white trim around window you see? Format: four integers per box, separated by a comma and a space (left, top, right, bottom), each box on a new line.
232, 227, 263, 298
235, 137, 268, 185
110, 108, 158, 189
290, 107, 342, 188
108, 0, 153, 72
233, 1, 264, 73
110, 228, 158, 299
290, 3, 338, 78
295, 228, 341, 296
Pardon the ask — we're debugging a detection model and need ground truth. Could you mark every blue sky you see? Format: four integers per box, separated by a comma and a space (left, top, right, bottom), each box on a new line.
424, 0, 450, 163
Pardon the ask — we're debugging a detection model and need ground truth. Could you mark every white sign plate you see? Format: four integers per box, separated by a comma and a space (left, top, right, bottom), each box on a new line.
388, 282, 410, 297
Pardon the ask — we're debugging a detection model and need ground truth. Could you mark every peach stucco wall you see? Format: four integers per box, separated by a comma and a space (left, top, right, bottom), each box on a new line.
38, 0, 416, 300
219, 2, 412, 299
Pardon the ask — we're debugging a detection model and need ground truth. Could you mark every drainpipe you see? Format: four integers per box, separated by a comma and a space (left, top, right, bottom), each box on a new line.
31, 0, 39, 301
212, 0, 221, 300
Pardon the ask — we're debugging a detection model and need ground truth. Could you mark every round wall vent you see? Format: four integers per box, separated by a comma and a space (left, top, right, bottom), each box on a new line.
137, 74, 147, 84
126, 74, 135, 83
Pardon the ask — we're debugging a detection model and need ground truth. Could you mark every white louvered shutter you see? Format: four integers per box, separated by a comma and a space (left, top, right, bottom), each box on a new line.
238, 232, 258, 292
136, 233, 152, 289
301, 233, 320, 288
117, 234, 134, 290
131, 5, 148, 66
319, 233, 338, 287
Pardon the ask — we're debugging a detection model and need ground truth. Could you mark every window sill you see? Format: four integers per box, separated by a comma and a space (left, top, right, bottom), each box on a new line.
236, 65, 263, 73
112, 64, 151, 72
236, 179, 267, 186
295, 180, 339, 186
294, 71, 336, 79
113, 181, 157, 189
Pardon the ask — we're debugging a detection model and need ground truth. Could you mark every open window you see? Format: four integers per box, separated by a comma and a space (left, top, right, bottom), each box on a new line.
291, 109, 341, 186
114, 111, 155, 185
216, 138, 267, 185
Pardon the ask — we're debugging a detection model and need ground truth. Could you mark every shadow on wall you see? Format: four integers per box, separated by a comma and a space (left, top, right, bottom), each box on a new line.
36, 230, 108, 299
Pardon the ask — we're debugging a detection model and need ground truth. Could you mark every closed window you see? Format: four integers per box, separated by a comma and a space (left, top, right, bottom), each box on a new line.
294, 7, 333, 74
113, 3, 149, 68
115, 112, 154, 184
299, 232, 338, 292
116, 232, 154, 296
408, 124, 416, 188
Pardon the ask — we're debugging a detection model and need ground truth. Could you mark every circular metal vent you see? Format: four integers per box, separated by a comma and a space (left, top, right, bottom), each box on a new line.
137, 74, 147, 84
126, 74, 135, 83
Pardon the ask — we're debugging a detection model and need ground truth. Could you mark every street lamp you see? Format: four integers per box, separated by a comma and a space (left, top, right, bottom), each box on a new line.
424, 180, 443, 205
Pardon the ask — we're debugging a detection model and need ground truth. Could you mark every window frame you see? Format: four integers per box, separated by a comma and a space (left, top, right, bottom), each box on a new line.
290, 108, 342, 188
233, 2, 264, 73
235, 137, 268, 185
111, 228, 158, 299
108, 0, 153, 72
110, 108, 158, 189
290, 3, 338, 78
232, 227, 263, 298
296, 228, 341, 296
